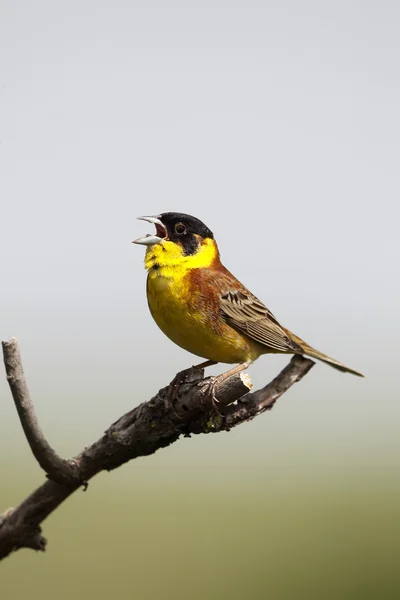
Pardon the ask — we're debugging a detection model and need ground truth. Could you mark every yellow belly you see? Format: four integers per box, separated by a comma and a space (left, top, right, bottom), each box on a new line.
146, 269, 258, 364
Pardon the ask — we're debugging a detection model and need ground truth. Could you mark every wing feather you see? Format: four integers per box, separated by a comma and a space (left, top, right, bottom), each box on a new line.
220, 283, 301, 353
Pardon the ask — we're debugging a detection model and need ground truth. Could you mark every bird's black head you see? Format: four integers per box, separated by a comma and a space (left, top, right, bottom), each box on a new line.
133, 212, 214, 256
159, 212, 213, 251
158, 212, 214, 256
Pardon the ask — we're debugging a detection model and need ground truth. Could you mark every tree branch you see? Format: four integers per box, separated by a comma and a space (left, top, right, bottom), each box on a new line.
0, 337, 314, 561
2, 339, 81, 485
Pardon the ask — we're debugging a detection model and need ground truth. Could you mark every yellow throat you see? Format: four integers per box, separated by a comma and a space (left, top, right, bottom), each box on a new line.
144, 237, 218, 278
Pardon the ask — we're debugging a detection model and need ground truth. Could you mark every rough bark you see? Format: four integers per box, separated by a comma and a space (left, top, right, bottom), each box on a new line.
0, 338, 314, 561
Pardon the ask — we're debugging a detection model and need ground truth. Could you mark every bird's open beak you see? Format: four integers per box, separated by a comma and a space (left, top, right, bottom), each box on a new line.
132, 216, 167, 246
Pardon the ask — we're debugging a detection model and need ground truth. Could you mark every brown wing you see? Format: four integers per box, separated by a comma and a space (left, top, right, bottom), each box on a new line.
217, 275, 302, 353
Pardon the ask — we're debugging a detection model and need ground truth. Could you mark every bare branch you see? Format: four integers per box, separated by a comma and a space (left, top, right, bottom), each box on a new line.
0, 508, 46, 553
0, 338, 314, 561
2, 339, 82, 485
223, 354, 315, 427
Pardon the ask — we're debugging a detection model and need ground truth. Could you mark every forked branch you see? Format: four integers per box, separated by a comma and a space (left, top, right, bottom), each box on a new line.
0, 338, 314, 561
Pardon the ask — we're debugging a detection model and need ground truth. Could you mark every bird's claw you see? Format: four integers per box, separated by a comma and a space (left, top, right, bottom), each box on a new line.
200, 378, 223, 416
166, 367, 196, 411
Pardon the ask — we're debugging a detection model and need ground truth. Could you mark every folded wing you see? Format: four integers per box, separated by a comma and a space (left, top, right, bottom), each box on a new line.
220, 287, 302, 353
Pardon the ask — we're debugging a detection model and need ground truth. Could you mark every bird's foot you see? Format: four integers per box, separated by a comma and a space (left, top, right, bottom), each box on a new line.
166, 368, 192, 410
166, 362, 214, 412
199, 361, 252, 415
199, 377, 224, 416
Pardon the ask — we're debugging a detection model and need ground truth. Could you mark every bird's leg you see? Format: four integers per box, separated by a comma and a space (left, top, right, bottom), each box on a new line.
166, 360, 217, 409
203, 361, 252, 412
171, 360, 217, 388
192, 360, 217, 370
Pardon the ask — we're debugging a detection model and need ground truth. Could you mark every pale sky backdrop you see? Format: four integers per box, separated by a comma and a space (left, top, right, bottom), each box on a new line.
0, 3, 399, 595
1, 0, 399, 459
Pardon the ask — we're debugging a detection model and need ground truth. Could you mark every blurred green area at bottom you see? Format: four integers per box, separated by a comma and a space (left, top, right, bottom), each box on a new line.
2, 464, 399, 600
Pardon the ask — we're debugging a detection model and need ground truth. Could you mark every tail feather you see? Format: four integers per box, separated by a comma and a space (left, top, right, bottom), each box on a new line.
288, 332, 364, 377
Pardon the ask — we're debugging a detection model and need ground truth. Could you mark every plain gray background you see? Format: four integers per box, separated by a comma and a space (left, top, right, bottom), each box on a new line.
1, 0, 398, 449
1, 2, 399, 597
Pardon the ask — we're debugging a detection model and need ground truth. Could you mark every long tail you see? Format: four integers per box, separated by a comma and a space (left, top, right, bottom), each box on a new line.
287, 332, 364, 377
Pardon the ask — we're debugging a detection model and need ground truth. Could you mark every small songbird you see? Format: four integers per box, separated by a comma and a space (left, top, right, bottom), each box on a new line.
133, 212, 363, 382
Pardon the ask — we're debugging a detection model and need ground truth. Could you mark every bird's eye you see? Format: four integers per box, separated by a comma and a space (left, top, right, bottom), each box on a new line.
174, 223, 187, 235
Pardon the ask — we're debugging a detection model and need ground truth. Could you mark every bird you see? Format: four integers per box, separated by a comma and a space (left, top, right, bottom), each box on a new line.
133, 212, 363, 388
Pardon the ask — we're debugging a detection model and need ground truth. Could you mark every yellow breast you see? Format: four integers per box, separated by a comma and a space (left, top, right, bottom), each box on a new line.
144, 239, 257, 363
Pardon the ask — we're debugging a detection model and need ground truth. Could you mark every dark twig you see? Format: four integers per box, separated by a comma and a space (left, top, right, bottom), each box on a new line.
222, 354, 315, 427
2, 339, 82, 485
0, 338, 314, 561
